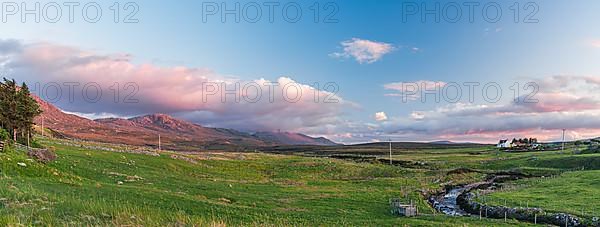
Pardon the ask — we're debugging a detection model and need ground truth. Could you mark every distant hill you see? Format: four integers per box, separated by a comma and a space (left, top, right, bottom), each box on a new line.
253, 131, 339, 146
33, 96, 337, 150
429, 140, 456, 145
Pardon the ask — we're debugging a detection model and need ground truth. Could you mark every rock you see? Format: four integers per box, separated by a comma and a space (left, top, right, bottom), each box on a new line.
27, 149, 57, 164
218, 198, 232, 204
17, 162, 27, 167
117, 181, 124, 185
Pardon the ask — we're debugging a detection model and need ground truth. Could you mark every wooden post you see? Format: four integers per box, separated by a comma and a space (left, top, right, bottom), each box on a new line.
158, 134, 161, 151
389, 139, 392, 165
562, 129, 566, 152
534, 214, 537, 224
505, 211, 507, 222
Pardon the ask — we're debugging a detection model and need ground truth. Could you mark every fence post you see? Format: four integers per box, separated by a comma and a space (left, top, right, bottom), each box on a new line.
480, 208, 482, 220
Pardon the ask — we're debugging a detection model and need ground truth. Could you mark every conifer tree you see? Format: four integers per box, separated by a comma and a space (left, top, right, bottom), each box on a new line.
17, 82, 41, 140
0, 78, 42, 142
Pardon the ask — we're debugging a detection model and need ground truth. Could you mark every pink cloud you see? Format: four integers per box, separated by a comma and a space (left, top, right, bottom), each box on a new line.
331, 38, 395, 64
2, 40, 354, 134
517, 93, 599, 112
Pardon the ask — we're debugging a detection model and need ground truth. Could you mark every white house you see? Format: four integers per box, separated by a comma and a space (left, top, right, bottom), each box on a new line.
497, 139, 512, 148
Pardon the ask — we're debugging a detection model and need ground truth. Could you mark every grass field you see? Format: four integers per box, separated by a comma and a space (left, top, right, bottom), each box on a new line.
0, 137, 597, 226
481, 170, 600, 219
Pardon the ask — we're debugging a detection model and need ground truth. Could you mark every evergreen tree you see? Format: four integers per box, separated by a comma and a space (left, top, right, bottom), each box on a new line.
0, 78, 42, 142
0, 78, 19, 140
16, 82, 41, 141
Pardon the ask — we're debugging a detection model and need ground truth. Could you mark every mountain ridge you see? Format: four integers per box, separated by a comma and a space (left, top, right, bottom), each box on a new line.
33, 96, 338, 150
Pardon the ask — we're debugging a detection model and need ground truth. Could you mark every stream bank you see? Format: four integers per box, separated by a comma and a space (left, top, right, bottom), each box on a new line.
429, 173, 597, 226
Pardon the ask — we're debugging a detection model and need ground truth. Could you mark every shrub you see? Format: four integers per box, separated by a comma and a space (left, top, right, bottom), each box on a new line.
0, 128, 9, 141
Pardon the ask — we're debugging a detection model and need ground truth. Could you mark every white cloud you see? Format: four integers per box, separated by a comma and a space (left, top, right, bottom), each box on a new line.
410, 111, 425, 120
374, 112, 388, 121
331, 38, 394, 64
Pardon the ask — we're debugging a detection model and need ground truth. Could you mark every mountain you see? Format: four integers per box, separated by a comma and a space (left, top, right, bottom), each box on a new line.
253, 131, 339, 146
33, 97, 336, 150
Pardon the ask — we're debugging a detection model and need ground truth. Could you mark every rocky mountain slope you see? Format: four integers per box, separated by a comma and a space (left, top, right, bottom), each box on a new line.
33, 96, 337, 150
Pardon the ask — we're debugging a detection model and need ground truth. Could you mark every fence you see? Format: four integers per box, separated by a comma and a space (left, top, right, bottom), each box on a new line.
390, 198, 418, 217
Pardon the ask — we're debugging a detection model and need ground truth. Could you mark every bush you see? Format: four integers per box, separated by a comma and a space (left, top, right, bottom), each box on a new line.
0, 128, 9, 141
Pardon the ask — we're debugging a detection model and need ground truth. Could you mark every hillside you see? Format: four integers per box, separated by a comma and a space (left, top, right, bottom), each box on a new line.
32, 96, 337, 150
253, 131, 340, 146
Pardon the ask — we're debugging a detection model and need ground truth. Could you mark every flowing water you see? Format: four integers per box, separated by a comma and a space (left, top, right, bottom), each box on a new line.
430, 187, 470, 216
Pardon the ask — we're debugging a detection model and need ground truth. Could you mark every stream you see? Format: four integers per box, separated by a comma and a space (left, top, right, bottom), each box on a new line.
429, 187, 469, 216
427, 174, 591, 226
428, 179, 493, 217
429, 175, 517, 217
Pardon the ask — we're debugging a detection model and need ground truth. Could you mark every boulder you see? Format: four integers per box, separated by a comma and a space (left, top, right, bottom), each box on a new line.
27, 148, 57, 164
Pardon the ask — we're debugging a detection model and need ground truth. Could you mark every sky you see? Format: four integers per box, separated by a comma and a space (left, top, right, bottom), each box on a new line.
2, 0, 600, 143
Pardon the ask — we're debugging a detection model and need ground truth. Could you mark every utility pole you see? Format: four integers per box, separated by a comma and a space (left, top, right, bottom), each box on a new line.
562, 129, 566, 152
41, 116, 44, 137
389, 138, 392, 165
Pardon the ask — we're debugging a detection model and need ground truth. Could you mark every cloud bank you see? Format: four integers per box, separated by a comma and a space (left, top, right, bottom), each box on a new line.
0, 39, 354, 135
375, 76, 600, 142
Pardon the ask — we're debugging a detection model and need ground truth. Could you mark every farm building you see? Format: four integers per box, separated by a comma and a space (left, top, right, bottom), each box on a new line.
497, 139, 511, 148
497, 138, 541, 150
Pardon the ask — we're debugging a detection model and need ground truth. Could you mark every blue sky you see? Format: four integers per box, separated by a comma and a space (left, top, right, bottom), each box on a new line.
3, 0, 600, 143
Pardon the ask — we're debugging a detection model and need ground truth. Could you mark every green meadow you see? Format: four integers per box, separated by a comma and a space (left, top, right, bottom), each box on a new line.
1, 137, 598, 226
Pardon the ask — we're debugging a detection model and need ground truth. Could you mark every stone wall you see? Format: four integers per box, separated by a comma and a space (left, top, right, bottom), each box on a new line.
457, 191, 593, 226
